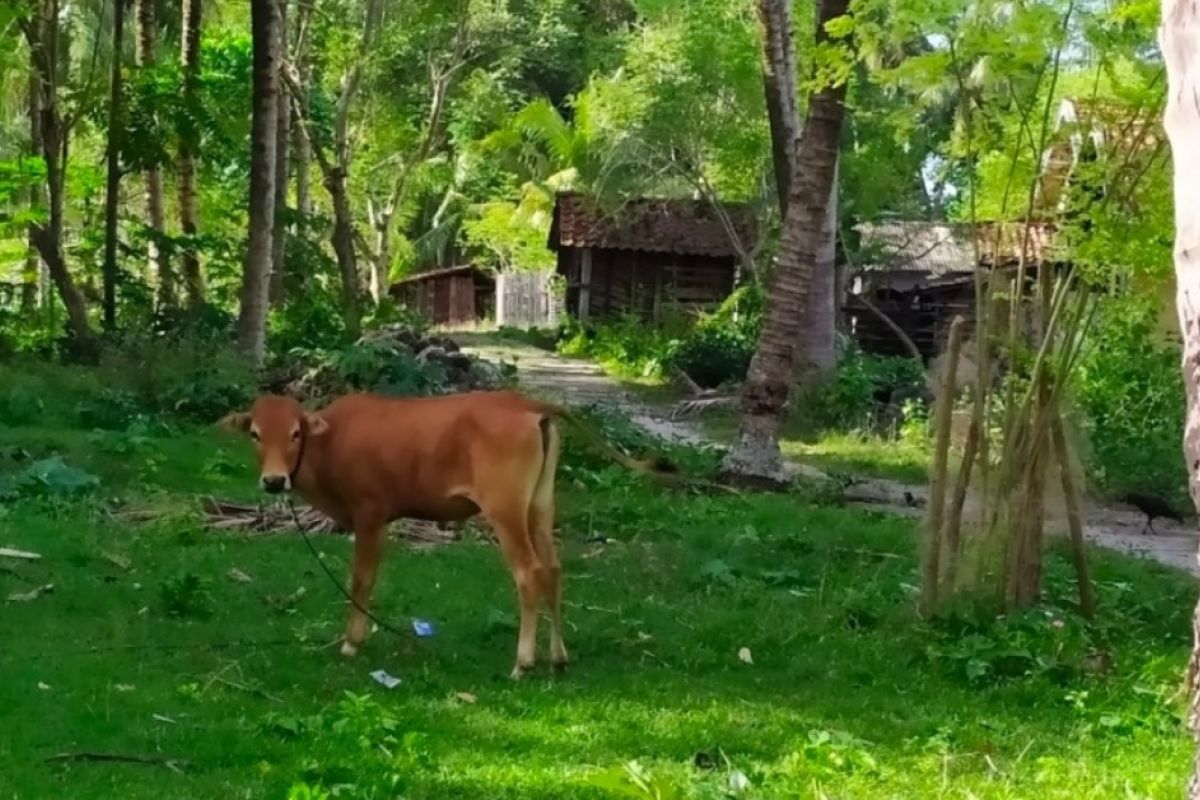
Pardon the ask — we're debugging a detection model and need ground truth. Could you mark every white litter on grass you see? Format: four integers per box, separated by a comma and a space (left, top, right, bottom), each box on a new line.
370, 670, 401, 689
737, 647, 753, 665
0, 547, 41, 560
728, 769, 751, 794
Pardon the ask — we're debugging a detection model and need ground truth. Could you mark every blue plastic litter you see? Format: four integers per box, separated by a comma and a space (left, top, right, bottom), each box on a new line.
412, 618, 435, 637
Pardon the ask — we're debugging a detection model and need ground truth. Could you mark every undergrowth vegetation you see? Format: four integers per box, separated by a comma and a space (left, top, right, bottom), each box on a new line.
0, 356, 1192, 797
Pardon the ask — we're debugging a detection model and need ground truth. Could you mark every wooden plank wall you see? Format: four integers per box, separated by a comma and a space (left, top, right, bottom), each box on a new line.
497, 270, 559, 328
582, 249, 735, 320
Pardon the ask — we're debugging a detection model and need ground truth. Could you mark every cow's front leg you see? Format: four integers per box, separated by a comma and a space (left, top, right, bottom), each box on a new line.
341, 520, 386, 657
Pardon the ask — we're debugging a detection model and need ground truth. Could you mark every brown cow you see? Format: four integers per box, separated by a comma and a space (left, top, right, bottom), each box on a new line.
219, 390, 667, 678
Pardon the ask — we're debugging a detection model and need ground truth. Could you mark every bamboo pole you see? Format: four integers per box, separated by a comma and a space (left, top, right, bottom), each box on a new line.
1052, 411, 1096, 618
921, 315, 966, 616
939, 406, 980, 595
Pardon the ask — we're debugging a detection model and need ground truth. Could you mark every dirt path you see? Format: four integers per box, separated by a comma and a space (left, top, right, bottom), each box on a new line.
461, 336, 1199, 577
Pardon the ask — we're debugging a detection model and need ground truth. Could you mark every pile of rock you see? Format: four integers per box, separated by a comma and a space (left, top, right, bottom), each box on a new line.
364, 325, 511, 391
270, 325, 513, 402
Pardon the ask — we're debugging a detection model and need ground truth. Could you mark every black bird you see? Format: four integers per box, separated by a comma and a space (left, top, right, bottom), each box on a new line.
1121, 492, 1183, 535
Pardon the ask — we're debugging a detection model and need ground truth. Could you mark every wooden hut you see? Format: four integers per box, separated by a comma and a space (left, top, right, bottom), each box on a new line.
389, 265, 495, 327
548, 192, 755, 322
846, 220, 1060, 360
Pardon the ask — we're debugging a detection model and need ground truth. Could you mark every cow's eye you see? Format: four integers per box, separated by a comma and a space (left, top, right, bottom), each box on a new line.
291, 429, 302, 441
250, 430, 260, 442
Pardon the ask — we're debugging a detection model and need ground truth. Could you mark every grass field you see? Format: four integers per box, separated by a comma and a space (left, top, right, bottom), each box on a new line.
0, 409, 1194, 798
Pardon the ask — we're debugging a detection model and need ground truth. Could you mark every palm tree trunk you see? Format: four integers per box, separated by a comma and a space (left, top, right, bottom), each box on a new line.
269, 0, 290, 307
103, 0, 126, 332
135, 0, 173, 307
178, 0, 203, 308
720, 0, 849, 485
1157, 3, 1200, 795
237, 0, 281, 363
805, 156, 840, 376
755, 0, 798, 216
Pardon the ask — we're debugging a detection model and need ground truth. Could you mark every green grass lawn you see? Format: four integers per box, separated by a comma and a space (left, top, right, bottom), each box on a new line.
0, 417, 1194, 799
701, 409, 932, 485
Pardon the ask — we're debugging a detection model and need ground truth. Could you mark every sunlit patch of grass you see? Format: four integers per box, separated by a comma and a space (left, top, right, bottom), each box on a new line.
782, 431, 931, 485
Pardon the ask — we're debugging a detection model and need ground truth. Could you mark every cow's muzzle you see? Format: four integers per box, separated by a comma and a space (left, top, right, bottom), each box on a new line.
261, 474, 290, 494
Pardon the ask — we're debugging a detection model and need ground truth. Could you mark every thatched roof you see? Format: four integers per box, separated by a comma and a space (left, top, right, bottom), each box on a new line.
855, 220, 1060, 275
548, 192, 755, 258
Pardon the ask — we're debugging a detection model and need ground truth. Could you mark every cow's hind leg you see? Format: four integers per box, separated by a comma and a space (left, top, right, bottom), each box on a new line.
486, 504, 543, 679
341, 517, 386, 657
529, 420, 566, 670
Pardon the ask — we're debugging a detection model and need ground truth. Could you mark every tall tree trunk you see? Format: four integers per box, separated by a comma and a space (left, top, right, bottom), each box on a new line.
103, 0, 127, 332
269, 0, 290, 307
135, 0, 172, 306
328, 169, 361, 334
23, 69, 43, 313
720, 0, 849, 485
755, 0, 798, 217
21, 0, 96, 349
1158, 4, 1200, 796
178, 0, 204, 307
756, 0, 838, 378
805, 156, 839, 375
237, 0, 281, 363
292, 0, 312, 222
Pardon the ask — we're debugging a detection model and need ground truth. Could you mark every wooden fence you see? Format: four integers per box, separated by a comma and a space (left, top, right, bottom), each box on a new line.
495, 270, 561, 328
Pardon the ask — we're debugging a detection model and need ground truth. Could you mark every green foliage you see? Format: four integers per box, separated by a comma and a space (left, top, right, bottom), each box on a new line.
798, 347, 927, 434
0, 456, 99, 501
461, 201, 555, 271
0, 399, 1195, 797
159, 572, 214, 620
558, 314, 680, 380
1075, 298, 1186, 506
309, 340, 450, 397
558, 287, 764, 388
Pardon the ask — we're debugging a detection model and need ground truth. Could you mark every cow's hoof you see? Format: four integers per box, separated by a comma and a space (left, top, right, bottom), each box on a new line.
510, 663, 532, 681
551, 657, 569, 674
340, 640, 359, 658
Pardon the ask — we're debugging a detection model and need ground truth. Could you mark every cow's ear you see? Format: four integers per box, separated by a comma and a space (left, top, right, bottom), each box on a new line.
218, 411, 252, 433
304, 412, 330, 437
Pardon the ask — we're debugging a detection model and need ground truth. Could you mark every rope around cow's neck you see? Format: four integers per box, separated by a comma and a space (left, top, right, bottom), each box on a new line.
285, 496, 411, 640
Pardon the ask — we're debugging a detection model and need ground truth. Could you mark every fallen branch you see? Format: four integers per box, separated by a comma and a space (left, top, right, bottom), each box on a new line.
45, 752, 190, 772
199, 497, 460, 545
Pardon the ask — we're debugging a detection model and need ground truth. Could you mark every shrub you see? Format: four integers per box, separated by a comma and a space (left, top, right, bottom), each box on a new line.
668, 323, 756, 389
557, 286, 763, 387
96, 336, 255, 423
799, 345, 927, 433
1075, 299, 1186, 506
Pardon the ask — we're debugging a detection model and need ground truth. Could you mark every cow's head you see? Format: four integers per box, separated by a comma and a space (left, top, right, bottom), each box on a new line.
219, 395, 329, 494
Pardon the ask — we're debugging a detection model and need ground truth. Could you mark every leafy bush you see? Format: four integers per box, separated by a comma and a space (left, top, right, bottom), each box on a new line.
668, 323, 756, 389
558, 314, 680, 379
75, 389, 143, 430
321, 340, 450, 396
159, 572, 214, 620
0, 456, 100, 501
96, 336, 255, 423
0, 384, 47, 427
798, 345, 927, 433
557, 286, 763, 387
1075, 299, 1186, 506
